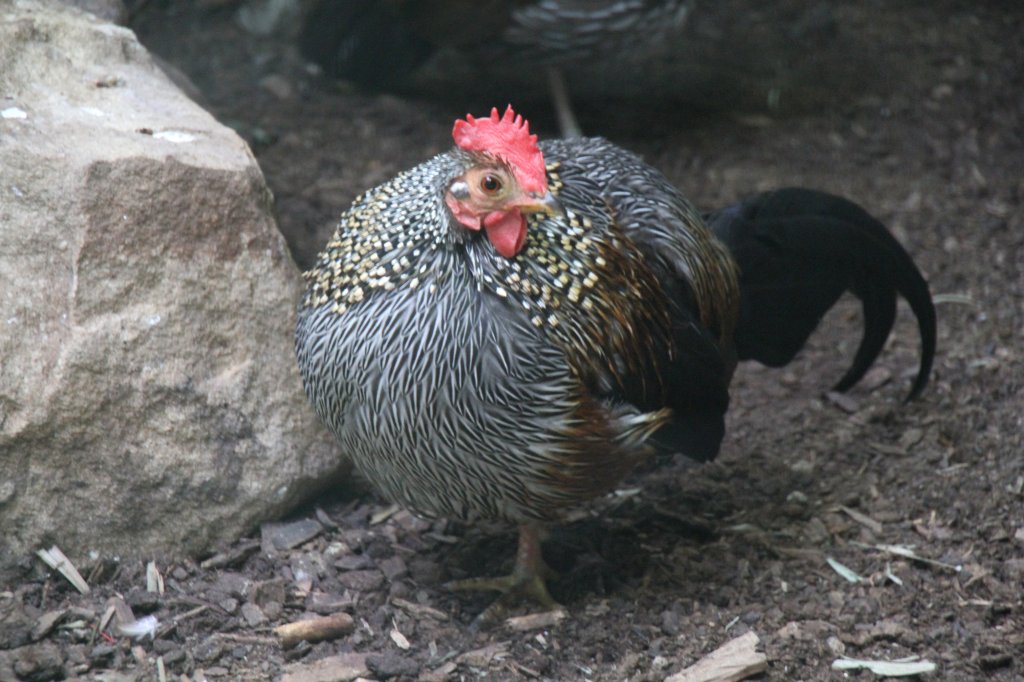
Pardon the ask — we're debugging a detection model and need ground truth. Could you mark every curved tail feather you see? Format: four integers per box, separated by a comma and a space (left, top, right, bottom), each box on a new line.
706, 188, 936, 401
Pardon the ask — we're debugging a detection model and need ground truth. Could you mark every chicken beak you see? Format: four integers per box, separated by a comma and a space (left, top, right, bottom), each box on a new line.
515, 191, 564, 219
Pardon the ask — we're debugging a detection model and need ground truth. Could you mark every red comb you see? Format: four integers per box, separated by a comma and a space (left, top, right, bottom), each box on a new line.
452, 106, 548, 195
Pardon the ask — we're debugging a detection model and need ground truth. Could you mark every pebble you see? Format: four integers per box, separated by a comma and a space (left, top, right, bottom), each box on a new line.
826, 635, 845, 655
211, 571, 252, 598
193, 637, 224, 663
240, 602, 267, 627
126, 588, 161, 614
12, 642, 65, 681
90, 643, 117, 663
660, 608, 682, 636
32, 609, 68, 641
280, 652, 368, 682
261, 518, 323, 553
366, 651, 420, 679
336, 569, 384, 592
0, 600, 33, 650
307, 591, 354, 615
378, 555, 408, 581
259, 74, 294, 100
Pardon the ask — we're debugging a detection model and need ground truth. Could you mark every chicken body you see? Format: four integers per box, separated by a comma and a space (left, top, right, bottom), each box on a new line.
296, 111, 935, 619
297, 137, 733, 523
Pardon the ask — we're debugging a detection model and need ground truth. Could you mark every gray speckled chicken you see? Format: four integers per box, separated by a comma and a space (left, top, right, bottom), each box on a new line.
295, 106, 935, 621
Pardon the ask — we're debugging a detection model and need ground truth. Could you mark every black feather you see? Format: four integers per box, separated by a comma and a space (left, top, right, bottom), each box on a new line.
706, 188, 936, 401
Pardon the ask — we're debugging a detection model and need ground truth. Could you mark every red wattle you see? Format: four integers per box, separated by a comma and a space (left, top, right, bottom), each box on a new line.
483, 209, 527, 258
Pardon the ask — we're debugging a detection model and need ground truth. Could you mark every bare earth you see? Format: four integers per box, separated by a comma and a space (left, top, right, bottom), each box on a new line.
4, 2, 1021, 680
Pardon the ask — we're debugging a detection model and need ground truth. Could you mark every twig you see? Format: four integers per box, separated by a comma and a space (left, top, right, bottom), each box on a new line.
666, 631, 768, 682
275, 612, 355, 649
832, 656, 936, 676
212, 632, 277, 645
199, 540, 260, 570
156, 604, 210, 638
852, 542, 963, 572
391, 597, 448, 621
36, 546, 90, 594
836, 505, 883, 534
146, 561, 165, 594
504, 609, 567, 632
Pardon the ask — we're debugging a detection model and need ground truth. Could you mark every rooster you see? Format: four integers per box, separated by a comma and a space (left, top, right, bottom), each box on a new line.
300, 0, 693, 135
296, 106, 936, 622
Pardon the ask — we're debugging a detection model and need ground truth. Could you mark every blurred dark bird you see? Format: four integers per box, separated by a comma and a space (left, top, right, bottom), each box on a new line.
298, 0, 862, 128
300, 0, 691, 87
300, 0, 693, 133
295, 106, 935, 623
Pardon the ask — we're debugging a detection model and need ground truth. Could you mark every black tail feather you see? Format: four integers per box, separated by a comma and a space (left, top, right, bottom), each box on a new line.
706, 188, 936, 401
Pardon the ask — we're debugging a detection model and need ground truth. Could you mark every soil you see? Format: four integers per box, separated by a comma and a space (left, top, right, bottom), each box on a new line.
4, 1, 1022, 680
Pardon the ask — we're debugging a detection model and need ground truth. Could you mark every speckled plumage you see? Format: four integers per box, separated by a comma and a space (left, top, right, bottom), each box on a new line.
296, 133, 936, 530
296, 136, 733, 523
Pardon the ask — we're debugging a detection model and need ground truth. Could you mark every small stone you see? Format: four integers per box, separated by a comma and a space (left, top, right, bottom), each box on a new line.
379, 555, 408, 581
789, 459, 815, 475
0, 599, 34, 650
279, 652, 369, 682
803, 517, 830, 545
826, 635, 845, 655
307, 591, 354, 615
336, 569, 384, 592
860, 366, 892, 391
241, 602, 267, 627
263, 600, 283, 621
13, 642, 65, 681
659, 609, 681, 636
283, 639, 312, 662
261, 518, 323, 553
825, 391, 859, 414
31, 610, 68, 641
366, 652, 420, 679
291, 552, 328, 585
126, 588, 161, 614
259, 74, 294, 100
152, 639, 177, 655
193, 637, 224, 663
211, 571, 252, 599
898, 428, 924, 450
161, 648, 187, 667
0, 481, 15, 506
786, 491, 808, 505
388, 580, 411, 600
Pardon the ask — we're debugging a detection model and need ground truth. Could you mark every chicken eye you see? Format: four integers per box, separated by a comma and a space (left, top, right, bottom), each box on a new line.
480, 174, 502, 195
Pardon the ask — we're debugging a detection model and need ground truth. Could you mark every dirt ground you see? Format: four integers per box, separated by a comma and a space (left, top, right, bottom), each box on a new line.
4, 1, 1022, 680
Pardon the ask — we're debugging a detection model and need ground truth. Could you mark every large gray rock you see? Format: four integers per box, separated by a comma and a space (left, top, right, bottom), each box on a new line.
0, 0, 341, 579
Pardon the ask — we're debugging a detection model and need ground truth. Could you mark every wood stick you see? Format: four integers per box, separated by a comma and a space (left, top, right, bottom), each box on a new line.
274, 612, 355, 650
666, 631, 768, 682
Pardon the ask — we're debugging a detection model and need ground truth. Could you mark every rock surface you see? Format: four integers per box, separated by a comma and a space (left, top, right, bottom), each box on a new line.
0, 0, 340, 580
